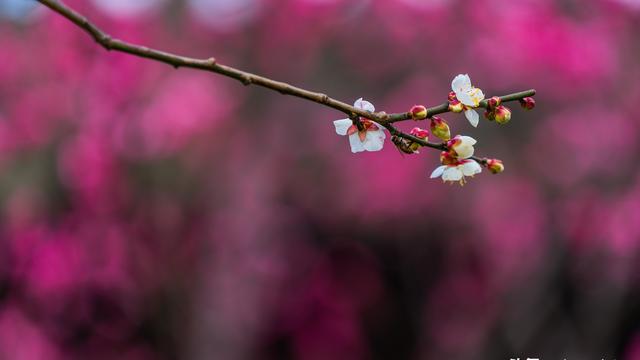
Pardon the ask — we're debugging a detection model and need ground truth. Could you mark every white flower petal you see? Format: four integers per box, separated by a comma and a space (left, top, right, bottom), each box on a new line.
461, 161, 482, 176
333, 118, 352, 135
457, 91, 476, 107
452, 74, 472, 93
442, 167, 463, 181
430, 165, 447, 179
464, 109, 479, 127
456, 147, 474, 159
362, 128, 386, 152
348, 133, 366, 153
354, 98, 375, 112
459, 135, 477, 146
452, 139, 475, 159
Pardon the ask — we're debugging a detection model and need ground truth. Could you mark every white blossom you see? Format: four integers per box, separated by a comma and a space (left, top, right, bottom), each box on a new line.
333, 98, 386, 153
451, 74, 484, 127
430, 160, 482, 184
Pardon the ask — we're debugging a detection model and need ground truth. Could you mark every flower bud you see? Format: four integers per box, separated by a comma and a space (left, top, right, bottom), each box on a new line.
409, 105, 428, 120
486, 96, 501, 110
493, 106, 512, 124
429, 116, 451, 141
486, 159, 504, 174
519, 97, 536, 110
484, 110, 495, 121
409, 127, 429, 139
448, 91, 457, 101
408, 127, 428, 152
448, 100, 464, 113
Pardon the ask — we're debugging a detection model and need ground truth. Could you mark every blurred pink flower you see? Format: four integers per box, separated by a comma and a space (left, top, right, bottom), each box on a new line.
114, 73, 238, 158
0, 306, 62, 360
528, 106, 636, 187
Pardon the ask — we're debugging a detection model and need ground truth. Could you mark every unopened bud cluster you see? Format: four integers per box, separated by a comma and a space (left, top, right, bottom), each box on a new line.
483, 96, 512, 124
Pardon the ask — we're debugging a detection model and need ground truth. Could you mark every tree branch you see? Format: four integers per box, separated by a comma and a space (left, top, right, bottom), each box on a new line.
384, 89, 536, 123
34, 0, 536, 178
384, 124, 447, 151
35, 0, 533, 126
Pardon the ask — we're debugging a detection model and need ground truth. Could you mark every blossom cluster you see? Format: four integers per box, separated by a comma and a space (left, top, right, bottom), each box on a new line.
333, 74, 535, 185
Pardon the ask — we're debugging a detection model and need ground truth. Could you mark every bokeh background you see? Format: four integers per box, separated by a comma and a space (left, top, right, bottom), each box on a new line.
1, 0, 640, 359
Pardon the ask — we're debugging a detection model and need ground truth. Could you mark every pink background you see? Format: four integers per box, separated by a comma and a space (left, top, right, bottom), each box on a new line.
1, 0, 639, 359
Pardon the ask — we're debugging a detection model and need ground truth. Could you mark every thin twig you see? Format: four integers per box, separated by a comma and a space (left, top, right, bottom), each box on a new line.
384, 124, 447, 151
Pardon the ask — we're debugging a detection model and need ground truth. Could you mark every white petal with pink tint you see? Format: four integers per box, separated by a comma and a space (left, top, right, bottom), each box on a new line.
430, 165, 447, 178
452, 74, 472, 94
354, 98, 375, 112
333, 118, 352, 135
348, 133, 366, 153
442, 167, 463, 182
464, 109, 479, 127
362, 127, 386, 152
461, 161, 482, 176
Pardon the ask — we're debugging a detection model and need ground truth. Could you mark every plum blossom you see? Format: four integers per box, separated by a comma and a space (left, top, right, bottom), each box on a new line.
451, 74, 484, 127
333, 98, 386, 153
430, 159, 482, 184
430, 136, 480, 184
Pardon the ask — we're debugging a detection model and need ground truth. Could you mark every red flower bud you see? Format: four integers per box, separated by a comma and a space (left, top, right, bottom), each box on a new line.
486, 96, 501, 110
519, 97, 536, 110
448, 91, 457, 101
409, 127, 429, 139
486, 159, 504, 174
409, 105, 428, 120
448, 100, 464, 113
493, 106, 512, 124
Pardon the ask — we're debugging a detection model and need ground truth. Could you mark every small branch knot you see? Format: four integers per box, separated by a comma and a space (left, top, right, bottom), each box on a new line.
241, 76, 252, 86
99, 35, 112, 50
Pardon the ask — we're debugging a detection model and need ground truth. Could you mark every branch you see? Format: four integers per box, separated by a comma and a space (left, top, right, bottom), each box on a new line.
34, 0, 533, 126
34, 0, 536, 184
384, 124, 447, 151
384, 89, 537, 124
35, 0, 369, 120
